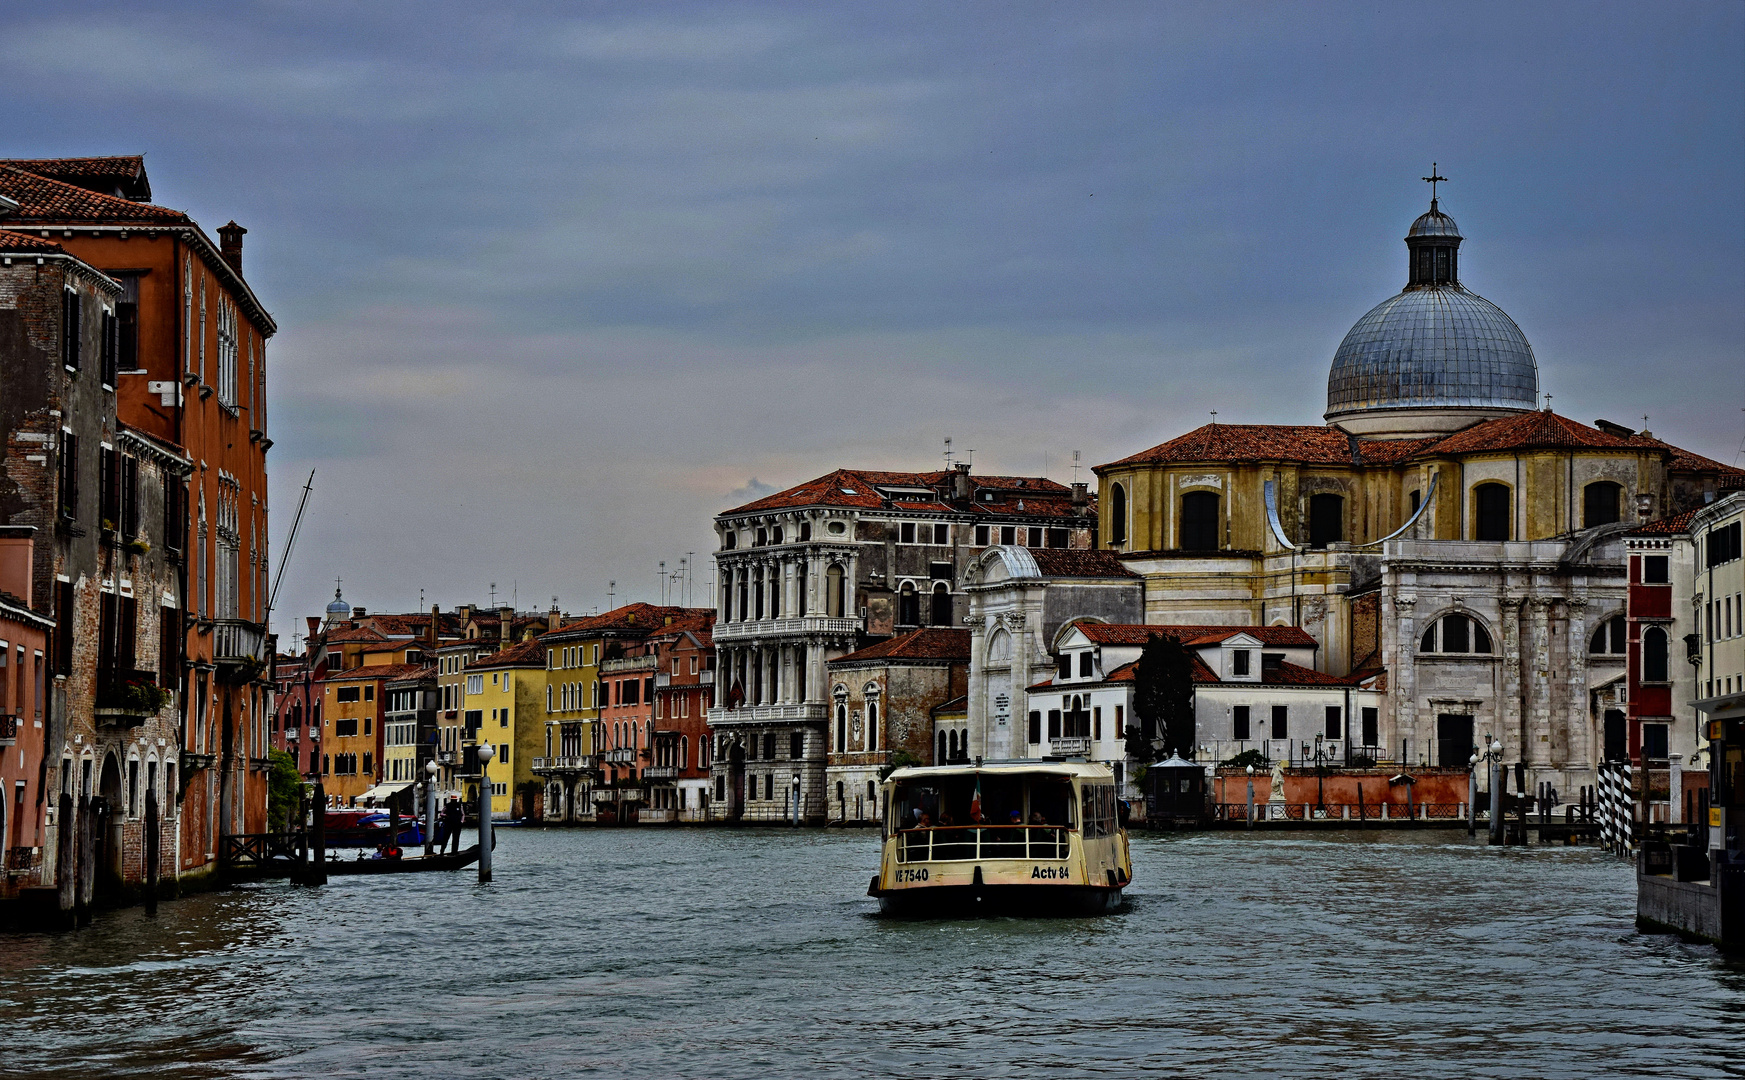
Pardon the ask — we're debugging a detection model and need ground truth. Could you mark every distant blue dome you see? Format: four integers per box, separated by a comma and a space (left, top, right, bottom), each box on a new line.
326, 584, 351, 618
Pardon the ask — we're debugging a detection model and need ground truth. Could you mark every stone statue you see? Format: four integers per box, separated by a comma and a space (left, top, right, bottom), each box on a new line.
1269, 759, 1286, 802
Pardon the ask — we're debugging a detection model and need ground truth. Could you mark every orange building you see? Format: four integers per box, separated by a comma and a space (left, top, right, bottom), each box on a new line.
0, 156, 277, 884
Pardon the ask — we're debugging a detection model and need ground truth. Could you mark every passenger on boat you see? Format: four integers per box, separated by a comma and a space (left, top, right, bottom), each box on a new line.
1029, 811, 1046, 826
915, 810, 932, 828
1008, 810, 1022, 824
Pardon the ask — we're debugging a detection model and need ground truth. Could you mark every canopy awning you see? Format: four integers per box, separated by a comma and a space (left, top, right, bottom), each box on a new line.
356, 782, 414, 804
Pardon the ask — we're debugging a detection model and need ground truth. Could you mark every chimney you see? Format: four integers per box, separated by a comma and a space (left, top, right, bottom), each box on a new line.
428, 604, 440, 644
306, 616, 321, 641
217, 221, 246, 273
952, 462, 972, 501
0, 526, 36, 607
500, 605, 513, 642
352, 606, 367, 618
1071, 482, 1088, 508
548, 606, 561, 633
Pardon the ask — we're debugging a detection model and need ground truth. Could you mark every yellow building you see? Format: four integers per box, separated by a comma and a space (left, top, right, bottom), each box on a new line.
460, 637, 547, 820
318, 663, 429, 805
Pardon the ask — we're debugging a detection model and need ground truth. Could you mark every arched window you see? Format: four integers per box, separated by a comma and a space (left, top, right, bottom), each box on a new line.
834, 695, 848, 753
680, 736, 688, 770
1590, 614, 1626, 655
898, 581, 919, 626
1109, 483, 1128, 546
1308, 493, 1344, 548
825, 565, 845, 618
930, 582, 951, 626
1180, 491, 1220, 551
736, 572, 749, 622
866, 698, 879, 751
1420, 613, 1493, 654
796, 560, 808, 615
1643, 627, 1669, 682
938, 730, 947, 763
1474, 483, 1510, 542
771, 525, 783, 545
1584, 482, 1622, 528
799, 521, 812, 542
753, 567, 765, 620
948, 729, 959, 761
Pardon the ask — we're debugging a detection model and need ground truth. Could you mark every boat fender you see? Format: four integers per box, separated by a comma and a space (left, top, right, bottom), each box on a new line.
973, 865, 983, 903
867, 874, 881, 898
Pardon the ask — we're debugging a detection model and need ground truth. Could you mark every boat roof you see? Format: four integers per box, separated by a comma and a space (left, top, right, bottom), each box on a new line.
887, 760, 1114, 782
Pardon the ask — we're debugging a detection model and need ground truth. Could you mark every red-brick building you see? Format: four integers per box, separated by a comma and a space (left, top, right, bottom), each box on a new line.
647, 612, 716, 822
0, 156, 277, 900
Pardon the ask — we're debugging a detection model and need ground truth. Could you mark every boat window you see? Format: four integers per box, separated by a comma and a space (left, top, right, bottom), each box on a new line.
1080, 783, 1116, 839
891, 774, 1077, 830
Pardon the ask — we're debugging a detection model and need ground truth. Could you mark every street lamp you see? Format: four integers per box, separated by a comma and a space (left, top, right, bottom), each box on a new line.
1245, 764, 1256, 829
791, 773, 801, 828
424, 758, 439, 856
1479, 737, 1505, 845
1467, 750, 1480, 837
476, 741, 494, 883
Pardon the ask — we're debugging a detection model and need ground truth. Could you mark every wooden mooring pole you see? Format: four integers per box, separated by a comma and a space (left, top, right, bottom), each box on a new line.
310, 782, 327, 886
144, 788, 159, 915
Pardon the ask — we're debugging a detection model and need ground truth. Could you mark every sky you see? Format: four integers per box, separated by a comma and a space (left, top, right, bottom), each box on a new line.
4, 1, 1742, 636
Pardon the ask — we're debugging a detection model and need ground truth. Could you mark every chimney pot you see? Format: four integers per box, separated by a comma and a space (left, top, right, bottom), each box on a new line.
352, 607, 367, 618
217, 220, 246, 273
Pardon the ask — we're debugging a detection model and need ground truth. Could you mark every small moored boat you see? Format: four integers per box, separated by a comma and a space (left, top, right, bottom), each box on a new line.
869, 761, 1132, 915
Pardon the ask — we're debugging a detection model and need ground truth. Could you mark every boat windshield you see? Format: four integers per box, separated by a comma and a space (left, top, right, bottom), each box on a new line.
890, 773, 1076, 831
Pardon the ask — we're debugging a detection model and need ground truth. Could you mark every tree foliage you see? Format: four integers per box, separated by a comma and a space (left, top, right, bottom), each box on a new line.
1129, 632, 1197, 763
265, 749, 304, 832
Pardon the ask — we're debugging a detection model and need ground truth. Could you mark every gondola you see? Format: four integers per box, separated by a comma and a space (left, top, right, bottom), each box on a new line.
319, 844, 481, 876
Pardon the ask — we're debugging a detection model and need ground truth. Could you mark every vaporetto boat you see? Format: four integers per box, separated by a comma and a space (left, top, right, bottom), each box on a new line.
869, 760, 1132, 915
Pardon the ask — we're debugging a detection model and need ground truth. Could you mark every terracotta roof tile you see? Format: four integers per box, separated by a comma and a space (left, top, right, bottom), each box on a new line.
1070, 622, 1318, 648
549, 604, 711, 639
471, 637, 550, 669
0, 229, 66, 254
724, 468, 1084, 516
324, 627, 389, 644
830, 627, 971, 665
1098, 424, 1393, 470
0, 156, 149, 199
1422, 411, 1635, 455
0, 165, 187, 225
1630, 508, 1703, 537
326, 662, 429, 683
1028, 549, 1140, 578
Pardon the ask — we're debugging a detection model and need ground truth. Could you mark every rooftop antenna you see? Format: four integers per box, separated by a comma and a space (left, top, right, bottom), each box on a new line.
943, 436, 953, 470
419, 588, 424, 610
684, 554, 694, 607
608, 580, 616, 609
1423, 162, 1447, 206
660, 561, 667, 605
512, 580, 518, 610
964, 448, 974, 471
489, 581, 497, 607
1071, 450, 1082, 485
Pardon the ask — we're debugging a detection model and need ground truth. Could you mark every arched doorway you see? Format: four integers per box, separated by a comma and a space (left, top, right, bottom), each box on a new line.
97, 752, 124, 904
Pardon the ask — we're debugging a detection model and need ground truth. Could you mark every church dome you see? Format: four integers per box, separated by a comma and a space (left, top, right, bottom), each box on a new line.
326, 583, 351, 619
1325, 195, 1537, 438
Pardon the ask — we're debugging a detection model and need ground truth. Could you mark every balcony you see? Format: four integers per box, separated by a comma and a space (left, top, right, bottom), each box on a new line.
212, 619, 269, 681
708, 702, 827, 726
95, 670, 169, 727
643, 766, 678, 780
602, 747, 638, 765
713, 616, 862, 644
592, 786, 647, 804
601, 654, 658, 675
532, 755, 596, 774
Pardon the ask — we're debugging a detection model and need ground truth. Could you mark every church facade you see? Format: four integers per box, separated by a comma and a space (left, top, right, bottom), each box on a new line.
1092, 193, 1742, 793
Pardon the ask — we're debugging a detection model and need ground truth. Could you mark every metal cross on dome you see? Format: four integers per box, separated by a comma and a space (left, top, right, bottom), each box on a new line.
1423, 164, 1448, 200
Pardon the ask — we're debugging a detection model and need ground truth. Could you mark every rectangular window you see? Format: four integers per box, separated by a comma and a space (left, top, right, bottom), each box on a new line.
900, 522, 916, 544
1361, 707, 1378, 746
1028, 527, 1043, 546
100, 309, 118, 387
790, 732, 803, 759
335, 717, 358, 737
1233, 650, 1250, 676
336, 686, 360, 703
1047, 528, 1068, 548
62, 289, 81, 370
933, 523, 949, 544
1092, 706, 1101, 740
1233, 705, 1250, 741
1078, 652, 1093, 678
975, 525, 990, 546
1057, 654, 1072, 680
1271, 705, 1287, 740
1000, 525, 1015, 545
1028, 710, 1041, 744
1642, 723, 1669, 760
58, 430, 79, 520
362, 752, 372, 775
1325, 706, 1342, 739
763, 733, 776, 759
1047, 710, 1061, 739
1644, 555, 1669, 584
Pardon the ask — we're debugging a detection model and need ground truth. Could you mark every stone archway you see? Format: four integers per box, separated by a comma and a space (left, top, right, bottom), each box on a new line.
97, 752, 124, 903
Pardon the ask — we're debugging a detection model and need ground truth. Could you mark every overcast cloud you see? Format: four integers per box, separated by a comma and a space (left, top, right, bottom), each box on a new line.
4, 1, 1741, 632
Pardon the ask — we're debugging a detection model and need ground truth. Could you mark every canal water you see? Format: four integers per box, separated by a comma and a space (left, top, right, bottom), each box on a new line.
1, 829, 1740, 1079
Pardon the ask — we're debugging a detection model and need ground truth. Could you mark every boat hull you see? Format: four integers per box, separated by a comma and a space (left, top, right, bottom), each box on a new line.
873, 880, 1123, 917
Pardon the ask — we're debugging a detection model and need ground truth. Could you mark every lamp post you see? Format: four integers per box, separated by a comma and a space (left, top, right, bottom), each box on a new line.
1245, 764, 1255, 829
1308, 734, 1331, 816
424, 758, 439, 856
1467, 751, 1479, 837
791, 773, 801, 828
476, 742, 494, 883
1482, 737, 1505, 846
